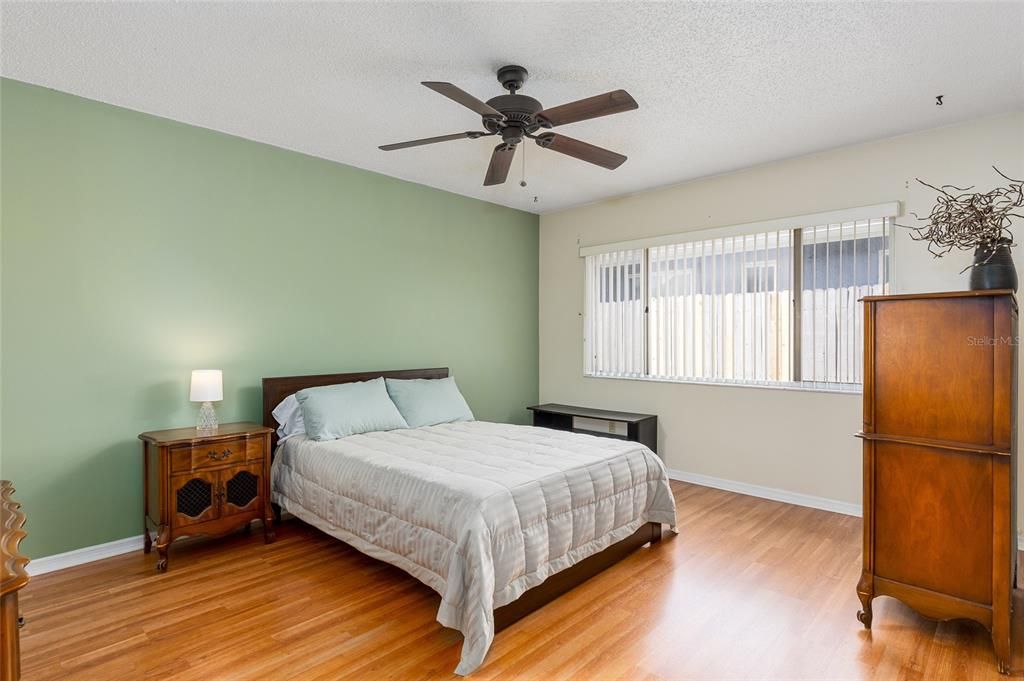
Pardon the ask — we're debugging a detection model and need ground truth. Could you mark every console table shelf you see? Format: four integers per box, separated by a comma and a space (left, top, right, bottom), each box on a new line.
527, 403, 658, 454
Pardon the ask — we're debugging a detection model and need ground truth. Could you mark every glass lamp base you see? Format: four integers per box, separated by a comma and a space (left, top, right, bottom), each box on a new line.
197, 401, 219, 434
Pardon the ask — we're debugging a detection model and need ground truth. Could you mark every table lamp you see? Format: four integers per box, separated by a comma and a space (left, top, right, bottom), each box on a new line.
190, 369, 223, 433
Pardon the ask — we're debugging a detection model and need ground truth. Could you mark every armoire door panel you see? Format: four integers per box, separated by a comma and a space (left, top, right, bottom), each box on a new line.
873, 441, 993, 604
873, 298, 994, 445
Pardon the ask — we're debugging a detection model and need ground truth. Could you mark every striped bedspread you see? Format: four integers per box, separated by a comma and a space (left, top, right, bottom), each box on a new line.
271, 420, 677, 674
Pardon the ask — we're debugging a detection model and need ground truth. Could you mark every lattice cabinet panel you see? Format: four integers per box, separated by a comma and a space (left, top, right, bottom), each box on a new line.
171, 470, 218, 527
222, 464, 262, 516
177, 479, 213, 517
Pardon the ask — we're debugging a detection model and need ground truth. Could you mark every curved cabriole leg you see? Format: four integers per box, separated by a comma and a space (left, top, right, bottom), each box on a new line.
155, 525, 171, 572
856, 573, 873, 629
143, 524, 152, 554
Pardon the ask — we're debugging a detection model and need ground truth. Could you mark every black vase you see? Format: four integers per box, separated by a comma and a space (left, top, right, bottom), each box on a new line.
969, 238, 1018, 292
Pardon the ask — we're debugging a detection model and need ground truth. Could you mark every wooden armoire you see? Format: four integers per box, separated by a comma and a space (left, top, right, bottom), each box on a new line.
857, 290, 1018, 674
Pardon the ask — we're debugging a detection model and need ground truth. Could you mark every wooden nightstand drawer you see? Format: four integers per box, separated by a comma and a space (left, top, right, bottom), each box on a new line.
245, 437, 265, 462
169, 437, 265, 473
186, 438, 247, 470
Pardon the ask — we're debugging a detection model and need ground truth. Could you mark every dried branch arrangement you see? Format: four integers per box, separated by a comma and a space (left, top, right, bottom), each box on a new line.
901, 167, 1024, 261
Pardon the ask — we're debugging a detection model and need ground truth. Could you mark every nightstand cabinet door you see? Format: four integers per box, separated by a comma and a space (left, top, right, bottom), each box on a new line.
171, 470, 219, 527
221, 463, 262, 517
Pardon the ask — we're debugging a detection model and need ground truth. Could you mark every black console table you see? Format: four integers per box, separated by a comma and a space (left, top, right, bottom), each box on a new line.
527, 403, 658, 454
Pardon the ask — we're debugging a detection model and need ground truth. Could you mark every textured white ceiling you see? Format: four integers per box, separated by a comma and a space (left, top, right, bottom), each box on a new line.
2, 2, 1022, 214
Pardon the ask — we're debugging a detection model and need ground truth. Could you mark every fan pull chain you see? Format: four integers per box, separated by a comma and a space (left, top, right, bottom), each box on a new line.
519, 142, 527, 188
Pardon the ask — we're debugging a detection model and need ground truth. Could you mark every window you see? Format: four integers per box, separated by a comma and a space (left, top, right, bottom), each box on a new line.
583, 209, 893, 391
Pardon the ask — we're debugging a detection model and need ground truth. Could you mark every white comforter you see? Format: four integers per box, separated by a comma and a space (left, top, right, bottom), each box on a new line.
271, 421, 676, 674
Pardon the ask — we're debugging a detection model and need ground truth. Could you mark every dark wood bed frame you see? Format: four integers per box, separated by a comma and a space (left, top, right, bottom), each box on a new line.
261, 367, 663, 632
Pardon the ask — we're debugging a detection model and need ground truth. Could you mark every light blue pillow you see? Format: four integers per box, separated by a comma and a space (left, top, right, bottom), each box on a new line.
296, 377, 408, 441
385, 377, 475, 428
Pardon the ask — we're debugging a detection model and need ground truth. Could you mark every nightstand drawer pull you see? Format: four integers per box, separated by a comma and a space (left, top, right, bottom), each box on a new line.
206, 449, 231, 461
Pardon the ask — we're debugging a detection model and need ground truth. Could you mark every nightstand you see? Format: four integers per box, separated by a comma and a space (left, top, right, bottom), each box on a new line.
139, 422, 275, 571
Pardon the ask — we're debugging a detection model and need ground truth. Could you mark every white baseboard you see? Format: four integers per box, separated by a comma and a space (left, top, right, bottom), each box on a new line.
27, 534, 145, 576
27, 512, 291, 577
665, 467, 863, 517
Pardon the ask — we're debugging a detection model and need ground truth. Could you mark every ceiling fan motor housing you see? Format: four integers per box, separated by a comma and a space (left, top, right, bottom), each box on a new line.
483, 93, 544, 138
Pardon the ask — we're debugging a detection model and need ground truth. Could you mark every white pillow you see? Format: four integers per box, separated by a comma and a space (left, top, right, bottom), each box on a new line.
296, 378, 408, 440
272, 394, 305, 442
385, 376, 474, 428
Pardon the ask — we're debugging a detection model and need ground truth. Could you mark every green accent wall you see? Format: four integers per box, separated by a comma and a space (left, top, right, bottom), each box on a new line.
0, 78, 539, 558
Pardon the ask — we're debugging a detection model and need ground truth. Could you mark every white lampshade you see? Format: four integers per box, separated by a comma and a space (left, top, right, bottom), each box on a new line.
189, 369, 223, 402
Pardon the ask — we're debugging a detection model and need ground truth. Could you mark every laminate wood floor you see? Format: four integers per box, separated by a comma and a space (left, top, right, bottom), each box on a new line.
19, 481, 1022, 680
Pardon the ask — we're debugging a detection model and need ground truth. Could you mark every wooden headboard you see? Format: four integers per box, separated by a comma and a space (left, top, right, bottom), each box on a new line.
261, 367, 449, 449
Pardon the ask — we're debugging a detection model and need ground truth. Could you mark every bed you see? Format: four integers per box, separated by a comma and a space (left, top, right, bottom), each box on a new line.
262, 368, 676, 675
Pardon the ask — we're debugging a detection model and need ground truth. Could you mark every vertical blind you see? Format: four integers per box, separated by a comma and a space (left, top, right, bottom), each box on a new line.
583, 216, 891, 389
647, 230, 791, 384
584, 249, 645, 377
800, 218, 890, 386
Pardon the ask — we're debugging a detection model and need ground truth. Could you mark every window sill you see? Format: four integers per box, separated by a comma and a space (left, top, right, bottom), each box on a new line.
583, 373, 863, 395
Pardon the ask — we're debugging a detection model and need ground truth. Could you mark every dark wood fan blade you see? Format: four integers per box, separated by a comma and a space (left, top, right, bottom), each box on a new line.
536, 89, 638, 128
484, 144, 516, 186
422, 82, 504, 119
535, 133, 627, 170
379, 131, 482, 151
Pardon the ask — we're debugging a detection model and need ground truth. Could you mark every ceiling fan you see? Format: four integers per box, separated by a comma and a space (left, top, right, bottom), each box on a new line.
379, 65, 638, 186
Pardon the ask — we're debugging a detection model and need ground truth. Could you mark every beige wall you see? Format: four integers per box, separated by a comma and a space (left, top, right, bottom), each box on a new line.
539, 111, 1024, 512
